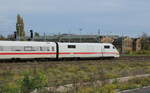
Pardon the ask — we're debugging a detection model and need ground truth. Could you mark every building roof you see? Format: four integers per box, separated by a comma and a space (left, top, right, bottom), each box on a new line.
34, 35, 101, 43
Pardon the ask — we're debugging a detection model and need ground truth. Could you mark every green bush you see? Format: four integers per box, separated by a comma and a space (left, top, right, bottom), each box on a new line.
105, 72, 120, 79
77, 84, 116, 93
128, 50, 150, 55
20, 71, 48, 93
76, 70, 90, 81
117, 83, 139, 91
98, 84, 116, 93
0, 82, 20, 93
77, 87, 93, 93
129, 77, 150, 87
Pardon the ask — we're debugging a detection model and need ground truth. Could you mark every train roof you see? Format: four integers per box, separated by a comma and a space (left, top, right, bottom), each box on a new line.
0, 40, 55, 46
58, 42, 112, 45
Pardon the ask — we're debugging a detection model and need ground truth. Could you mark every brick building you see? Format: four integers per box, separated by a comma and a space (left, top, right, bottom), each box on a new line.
113, 37, 133, 53
100, 36, 115, 43
133, 38, 142, 51
141, 37, 150, 50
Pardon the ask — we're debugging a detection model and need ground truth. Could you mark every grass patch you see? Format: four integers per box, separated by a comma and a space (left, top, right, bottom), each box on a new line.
0, 60, 150, 93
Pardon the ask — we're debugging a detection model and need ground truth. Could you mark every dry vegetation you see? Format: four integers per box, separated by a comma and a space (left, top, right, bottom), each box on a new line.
0, 58, 150, 93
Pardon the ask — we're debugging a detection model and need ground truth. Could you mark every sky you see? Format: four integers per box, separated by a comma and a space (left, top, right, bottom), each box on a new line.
0, 0, 150, 37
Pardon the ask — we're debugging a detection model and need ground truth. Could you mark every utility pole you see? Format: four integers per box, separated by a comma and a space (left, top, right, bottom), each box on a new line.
14, 31, 17, 40
121, 32, 124, 54
30, 30, 33, 41
44, 32, 46, 41
79, 28, 82, 43
98, 29, 100, 35
68, 29, 71, 43
97, 29, 101, 43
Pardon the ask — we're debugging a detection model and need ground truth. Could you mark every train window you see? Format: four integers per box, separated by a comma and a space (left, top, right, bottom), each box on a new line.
40, 47, 43, 51
3, 46, 12, 51
52, 46, 55, 51
43, 47, 48, 51
68, 45, 76, 48
0, 46, 3, 51
104, 45, 110, 49
24, 46, 32, 51
40, 47, 49, 51
47, 47, 50, 51
12, 46, 23, 51
32, 47, 40, 51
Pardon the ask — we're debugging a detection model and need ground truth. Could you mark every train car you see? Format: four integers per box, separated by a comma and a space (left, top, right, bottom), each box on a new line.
0, 41, 119, 60
0, 41, 57, 59
58, 42, 119, 58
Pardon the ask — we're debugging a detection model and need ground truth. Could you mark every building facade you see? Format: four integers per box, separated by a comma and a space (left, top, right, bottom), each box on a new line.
113, 37, 133, 53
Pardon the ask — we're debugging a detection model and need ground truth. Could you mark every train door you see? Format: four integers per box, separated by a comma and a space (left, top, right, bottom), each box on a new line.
102, 45, 114, 57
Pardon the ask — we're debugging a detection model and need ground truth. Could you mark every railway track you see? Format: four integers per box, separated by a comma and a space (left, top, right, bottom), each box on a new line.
0, 56, 149, 64
118, 56, 150, 62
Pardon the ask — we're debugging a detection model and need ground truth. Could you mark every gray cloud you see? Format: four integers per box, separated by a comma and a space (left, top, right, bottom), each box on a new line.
0, 0, 150, 36
0, 0, 125, 13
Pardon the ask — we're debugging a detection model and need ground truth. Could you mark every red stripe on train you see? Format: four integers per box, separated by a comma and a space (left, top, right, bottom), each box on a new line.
0, 52, 119, 55
0, 53, 56, 55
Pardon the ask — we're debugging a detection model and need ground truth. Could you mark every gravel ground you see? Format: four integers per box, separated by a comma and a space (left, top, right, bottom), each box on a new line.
0, 56, 150, 67
121, 86, 150, 93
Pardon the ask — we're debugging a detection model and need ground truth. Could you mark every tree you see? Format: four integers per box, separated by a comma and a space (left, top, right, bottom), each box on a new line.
16, 14, 25, 40
141, 33, 150, 50
0, 35, 5, 40
34, 32, 40, 38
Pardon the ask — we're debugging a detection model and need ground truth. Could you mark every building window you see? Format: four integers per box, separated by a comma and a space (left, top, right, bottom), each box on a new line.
68, 45, 76, 48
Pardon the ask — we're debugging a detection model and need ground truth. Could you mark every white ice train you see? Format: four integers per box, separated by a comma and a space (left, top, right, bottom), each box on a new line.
0, 41, 119, 60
